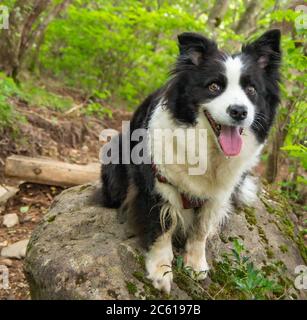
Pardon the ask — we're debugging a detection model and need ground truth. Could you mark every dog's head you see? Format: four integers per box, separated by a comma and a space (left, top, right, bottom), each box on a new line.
166, 30, 281, 157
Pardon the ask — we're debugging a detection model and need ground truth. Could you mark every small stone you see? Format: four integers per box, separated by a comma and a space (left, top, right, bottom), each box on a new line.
1, 239, 29, 259
3, 213, 19, 228
21, 215, 32, 223
0, 185, 18, 205
81, 145, 89, 153
0, 258, 13, 267
0, 241, 8, 247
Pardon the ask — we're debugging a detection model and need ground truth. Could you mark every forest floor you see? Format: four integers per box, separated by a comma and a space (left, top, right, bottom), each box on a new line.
0, 80, 305, 300
0, 82, 131, 299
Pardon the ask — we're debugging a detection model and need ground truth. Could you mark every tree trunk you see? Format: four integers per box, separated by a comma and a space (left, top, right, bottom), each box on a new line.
28, 32, 45, 74
208, 0, 229, 27
0, 0, 71, 81
0, 0, 33, 78
16, 0, 52, 77
234, 0, 260, 34
265, 99, 298, 184
19, 0, 72, 72
266, 125, 283, 184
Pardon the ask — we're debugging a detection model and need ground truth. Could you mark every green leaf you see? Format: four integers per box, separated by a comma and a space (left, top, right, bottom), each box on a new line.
20, 206, 30, 214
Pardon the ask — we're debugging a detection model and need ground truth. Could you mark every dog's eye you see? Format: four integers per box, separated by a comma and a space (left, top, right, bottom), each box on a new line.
208, 82, 221, 93
246, 86, 256, 95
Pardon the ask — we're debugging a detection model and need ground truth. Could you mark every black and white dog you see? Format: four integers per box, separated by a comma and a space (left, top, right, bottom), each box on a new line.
100, 30, 281, 293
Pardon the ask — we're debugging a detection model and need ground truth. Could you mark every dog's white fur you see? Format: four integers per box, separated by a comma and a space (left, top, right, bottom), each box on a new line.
145, 232, 174, 293
145, 56, 263, 293
205, 56, 255, 128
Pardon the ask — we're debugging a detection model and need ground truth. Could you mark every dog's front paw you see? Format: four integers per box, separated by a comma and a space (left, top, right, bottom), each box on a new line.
146, 257, 173, 293
147, 266, 173, 293
184, 251, 209, 280
145, 234, 174, 293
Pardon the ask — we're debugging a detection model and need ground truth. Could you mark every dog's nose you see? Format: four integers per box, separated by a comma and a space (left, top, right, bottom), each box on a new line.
227, 105, 248, 121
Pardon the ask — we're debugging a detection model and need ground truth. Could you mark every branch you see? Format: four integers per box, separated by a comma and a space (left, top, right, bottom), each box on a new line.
18, 0, 52, 61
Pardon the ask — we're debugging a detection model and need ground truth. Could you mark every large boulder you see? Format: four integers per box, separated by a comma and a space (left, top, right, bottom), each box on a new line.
24, 184, 306, 300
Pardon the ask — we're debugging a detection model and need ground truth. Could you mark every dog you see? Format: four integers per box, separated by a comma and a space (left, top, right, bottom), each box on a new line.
99, 29, 281, 293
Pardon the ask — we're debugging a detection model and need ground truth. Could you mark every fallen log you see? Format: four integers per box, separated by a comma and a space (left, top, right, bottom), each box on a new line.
5, 155, 100, 187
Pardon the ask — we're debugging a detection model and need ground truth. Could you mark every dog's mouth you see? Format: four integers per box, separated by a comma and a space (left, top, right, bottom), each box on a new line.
204, 110, 244, 157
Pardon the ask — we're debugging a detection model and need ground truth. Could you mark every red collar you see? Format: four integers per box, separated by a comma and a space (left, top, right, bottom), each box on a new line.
152, 164, 206, 210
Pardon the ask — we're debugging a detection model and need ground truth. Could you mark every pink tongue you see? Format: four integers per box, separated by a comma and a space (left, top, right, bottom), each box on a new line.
218, 125, 242, 156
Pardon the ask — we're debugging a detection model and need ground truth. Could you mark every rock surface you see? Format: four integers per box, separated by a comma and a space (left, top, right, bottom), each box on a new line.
24, 184, 306, 300
3, 213, 19, 228
1, 239, 29, 259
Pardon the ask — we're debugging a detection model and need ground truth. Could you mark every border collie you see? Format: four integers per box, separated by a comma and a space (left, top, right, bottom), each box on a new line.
99, 30, 281, 293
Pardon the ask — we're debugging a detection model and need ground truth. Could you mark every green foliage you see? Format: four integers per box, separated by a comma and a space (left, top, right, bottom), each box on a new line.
84, 102, 113, 118
278, 32, 306, 180
39, 1, 205, 105
83, 89, 113, 117
20, 206, 30, 214
0, 0, 16, 9
0, 72, 73, 130
210, 239, 285, 300
21, 81, 73, 111
253, 6, 306, 192
280, 143, 307, 201
0, 72, 22, 128
37, 0, 306, 154
172, 239, 289, 300
125, 281, 138, 295
281, 144, 307, 171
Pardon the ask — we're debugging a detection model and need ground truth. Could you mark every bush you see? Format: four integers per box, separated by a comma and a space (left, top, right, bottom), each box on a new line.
0, 73, 21, 128
39, 1, 205, 106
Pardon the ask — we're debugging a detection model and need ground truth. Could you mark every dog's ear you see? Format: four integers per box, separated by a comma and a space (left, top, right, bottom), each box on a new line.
177, 32, 218, 65
242, 29, 281, 70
